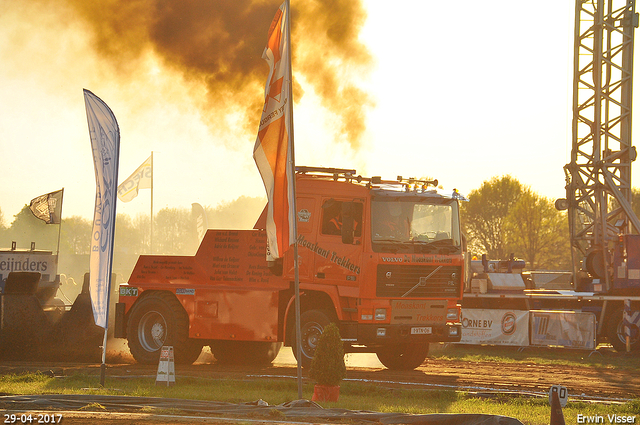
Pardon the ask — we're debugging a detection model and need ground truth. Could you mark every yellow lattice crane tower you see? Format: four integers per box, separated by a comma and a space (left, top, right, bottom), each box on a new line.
559, 0, 640, 291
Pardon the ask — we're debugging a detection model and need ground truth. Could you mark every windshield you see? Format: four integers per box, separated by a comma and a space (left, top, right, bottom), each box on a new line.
371, 199, 461, 253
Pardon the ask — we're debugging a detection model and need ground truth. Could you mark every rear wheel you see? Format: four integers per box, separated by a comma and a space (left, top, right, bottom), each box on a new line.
376, 343, 429, 370
211, 341, 282, 365
606, 307, 640, 352
292, 309, 333, 368
126, 292, 203, 364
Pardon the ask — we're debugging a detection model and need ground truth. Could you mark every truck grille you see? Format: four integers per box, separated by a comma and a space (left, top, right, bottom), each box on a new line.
376, 264, 461, 298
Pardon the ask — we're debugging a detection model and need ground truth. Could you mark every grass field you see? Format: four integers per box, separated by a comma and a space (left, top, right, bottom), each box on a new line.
0, 344, 638, 425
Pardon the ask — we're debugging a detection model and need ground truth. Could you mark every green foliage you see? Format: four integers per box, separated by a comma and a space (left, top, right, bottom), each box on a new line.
154, 207, 197, 255
462, 176, 572, 270
461, 175, 522, 260
1, 205, 58, 250
632, 188, 640, 230
0, 371, 52, 384
503, 189, 571, 269
0, 207, 6, 230
309, 322, 346, 386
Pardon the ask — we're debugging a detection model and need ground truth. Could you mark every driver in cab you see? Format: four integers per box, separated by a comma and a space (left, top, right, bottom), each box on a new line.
373, 203, 409, 240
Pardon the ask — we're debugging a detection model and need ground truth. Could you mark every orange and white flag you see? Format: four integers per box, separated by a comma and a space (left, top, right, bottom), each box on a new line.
253, 0, 295, 261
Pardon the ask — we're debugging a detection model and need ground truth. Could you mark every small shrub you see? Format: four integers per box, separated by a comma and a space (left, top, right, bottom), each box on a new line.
309, 322, 346, 386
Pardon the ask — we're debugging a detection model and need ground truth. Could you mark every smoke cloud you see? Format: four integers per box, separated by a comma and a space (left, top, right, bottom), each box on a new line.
61, 0, 373, 148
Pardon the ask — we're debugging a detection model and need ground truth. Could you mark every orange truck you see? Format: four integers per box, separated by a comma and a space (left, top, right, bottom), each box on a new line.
114, 167, 464, 370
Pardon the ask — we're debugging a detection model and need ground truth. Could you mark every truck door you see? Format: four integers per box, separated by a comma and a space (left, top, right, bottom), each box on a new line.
294, 196, 316, 281
314, 199, 364, 286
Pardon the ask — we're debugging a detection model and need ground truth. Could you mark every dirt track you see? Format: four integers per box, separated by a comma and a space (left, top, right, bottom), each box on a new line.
1, 346, 639, 399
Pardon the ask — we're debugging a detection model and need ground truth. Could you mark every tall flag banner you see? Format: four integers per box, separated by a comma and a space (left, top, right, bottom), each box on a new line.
29, 189, 64, 224
253, 0, 295, 261
84, 89, 120, 329
117, 155, 152, 202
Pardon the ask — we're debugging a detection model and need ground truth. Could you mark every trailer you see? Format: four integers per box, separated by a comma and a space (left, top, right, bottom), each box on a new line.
0, 246, 103, 361
0, 245, 60, 306
461, 256, 640, 352
115, 167, 465, 370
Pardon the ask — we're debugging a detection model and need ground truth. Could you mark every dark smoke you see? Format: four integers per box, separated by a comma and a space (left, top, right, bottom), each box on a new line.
63, 0, 373, 148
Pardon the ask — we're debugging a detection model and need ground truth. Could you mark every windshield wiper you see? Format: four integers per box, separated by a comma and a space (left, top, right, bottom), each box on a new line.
373, 239, 407, 243
412, 238, 458, 254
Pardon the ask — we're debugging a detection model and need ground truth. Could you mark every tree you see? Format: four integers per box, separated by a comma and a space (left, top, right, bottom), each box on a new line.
154, 207, 196, 255
504, 189, 571, 270
4, 205, 58, 250
632, 188, 640, 227
0, 207, 6, 230
0, 207, 7, 247
461, 175, 523, 259
60, 216, 92, 256
207, 196, 266, 229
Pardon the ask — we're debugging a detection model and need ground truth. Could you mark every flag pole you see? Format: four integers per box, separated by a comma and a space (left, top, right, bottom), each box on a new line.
150, 151, 154, 254
285, 0, 303, 400
100, 146, 120, 389
55, 188, 64, 262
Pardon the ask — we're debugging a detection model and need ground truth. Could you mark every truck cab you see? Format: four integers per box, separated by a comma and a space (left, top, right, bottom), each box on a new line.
279, 167, 463, 368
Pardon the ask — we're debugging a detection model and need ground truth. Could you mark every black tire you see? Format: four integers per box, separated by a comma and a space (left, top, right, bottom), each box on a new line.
606, 307, 640, 352
126, 292, 203, 365
211, 341, 282, 365
376, 343, 429, 370
292, 309, 333, 368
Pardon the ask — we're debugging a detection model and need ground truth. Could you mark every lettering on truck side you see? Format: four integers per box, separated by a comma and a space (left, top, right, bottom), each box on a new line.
297, 234, 361, 274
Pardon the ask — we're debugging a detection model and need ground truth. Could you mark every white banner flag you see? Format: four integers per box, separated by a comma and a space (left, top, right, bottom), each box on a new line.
117, 155, 152, 202
84, 89, 120, 329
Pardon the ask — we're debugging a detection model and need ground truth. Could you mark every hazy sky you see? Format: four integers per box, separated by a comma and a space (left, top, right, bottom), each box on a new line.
0, 0, 599, 226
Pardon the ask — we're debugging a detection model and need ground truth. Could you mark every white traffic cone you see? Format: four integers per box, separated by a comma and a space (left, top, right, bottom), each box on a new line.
155, 346, 175, 386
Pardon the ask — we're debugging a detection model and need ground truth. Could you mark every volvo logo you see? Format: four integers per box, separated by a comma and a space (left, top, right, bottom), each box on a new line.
386, 271, 392, 279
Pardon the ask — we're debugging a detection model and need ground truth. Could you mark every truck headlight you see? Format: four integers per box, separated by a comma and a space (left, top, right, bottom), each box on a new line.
377, 328, 386, 337
361, 308, 373, 321
449, 327, 459, 336
447, 308, 459, 321
375, 308, 387, 321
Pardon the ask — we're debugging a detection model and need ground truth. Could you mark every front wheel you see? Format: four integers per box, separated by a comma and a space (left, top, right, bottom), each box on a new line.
376, 343, 429, 370
292, 309, 333, 368
606, 307, 640, 352
126, 292, 203, 365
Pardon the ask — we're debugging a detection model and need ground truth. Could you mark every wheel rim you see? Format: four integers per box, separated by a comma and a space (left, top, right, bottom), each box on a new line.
616, 320, 640, 346
301, 321, 324, 359
138, 310, 167, 352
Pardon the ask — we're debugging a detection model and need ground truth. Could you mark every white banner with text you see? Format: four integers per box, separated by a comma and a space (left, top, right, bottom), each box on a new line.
459, 308, 530, 346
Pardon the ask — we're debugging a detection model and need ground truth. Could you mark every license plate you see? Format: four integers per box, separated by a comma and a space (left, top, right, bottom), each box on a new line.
411, 326, 432, 335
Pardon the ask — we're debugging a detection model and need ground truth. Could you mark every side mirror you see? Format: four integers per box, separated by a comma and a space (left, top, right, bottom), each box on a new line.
341, 202, 355, 245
